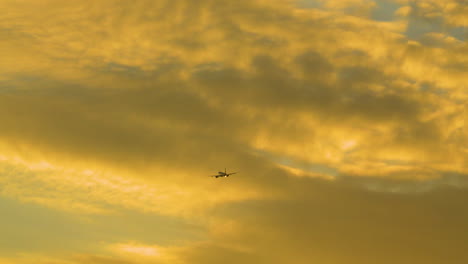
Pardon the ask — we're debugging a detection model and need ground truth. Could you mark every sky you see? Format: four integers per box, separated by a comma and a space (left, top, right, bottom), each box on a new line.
0, 0, 467, 263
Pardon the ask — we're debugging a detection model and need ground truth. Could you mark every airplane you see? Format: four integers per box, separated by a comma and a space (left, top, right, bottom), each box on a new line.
210, 168, 238, 178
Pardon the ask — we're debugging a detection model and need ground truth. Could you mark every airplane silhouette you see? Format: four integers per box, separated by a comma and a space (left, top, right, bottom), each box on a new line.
210, 168, 238, 178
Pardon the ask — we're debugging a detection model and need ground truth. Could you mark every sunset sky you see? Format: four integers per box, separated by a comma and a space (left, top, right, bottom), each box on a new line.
0, 0, 467, 263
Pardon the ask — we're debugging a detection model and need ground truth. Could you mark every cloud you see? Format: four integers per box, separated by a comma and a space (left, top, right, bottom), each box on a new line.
0, 0, 466, 212
0, 0, 467, 262
402, 0, 468, 28
3, 175, 467, 264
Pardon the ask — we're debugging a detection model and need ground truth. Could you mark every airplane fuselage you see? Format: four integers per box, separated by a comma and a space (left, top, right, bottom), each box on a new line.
211, 169, 237, 178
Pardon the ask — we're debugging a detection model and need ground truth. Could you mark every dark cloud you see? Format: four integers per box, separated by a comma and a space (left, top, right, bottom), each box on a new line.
201, 177, 468, 264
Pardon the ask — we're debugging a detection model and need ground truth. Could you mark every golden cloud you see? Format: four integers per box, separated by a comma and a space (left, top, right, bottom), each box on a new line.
0, 0, 467, 263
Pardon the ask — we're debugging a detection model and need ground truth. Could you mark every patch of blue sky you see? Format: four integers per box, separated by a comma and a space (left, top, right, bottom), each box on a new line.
295, 0, 465, 42
405, 16, 444, 39
294, 0, 323, 10
419, 85, 449, 96
252, 148, 339, 177
404, 12, 465, 42
446, 26, 466, 42
371, 0, 401, 22
296, 0, 401, 21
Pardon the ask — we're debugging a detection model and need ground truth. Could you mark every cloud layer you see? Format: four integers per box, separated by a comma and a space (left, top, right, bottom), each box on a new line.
0, 0, 467, 263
